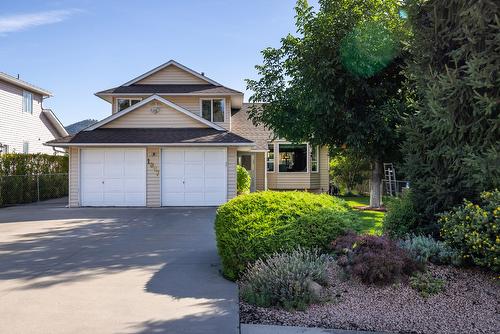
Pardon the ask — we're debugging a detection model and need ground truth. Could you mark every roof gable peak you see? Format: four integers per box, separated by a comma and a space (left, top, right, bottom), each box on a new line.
122, 60, 221, 87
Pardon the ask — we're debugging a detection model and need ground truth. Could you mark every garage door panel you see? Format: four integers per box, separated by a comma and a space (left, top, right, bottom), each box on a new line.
81, 148, 146, 207
161, 148, 227, 206
185, 151, 204, 162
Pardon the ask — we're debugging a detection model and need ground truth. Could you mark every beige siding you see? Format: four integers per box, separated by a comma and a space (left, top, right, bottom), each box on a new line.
69, 147, 80, 207
227, 147, 237, 200
110, 96, 231, 130
0, 79, 58, 154
136, 65, 209, 85
103, 101, 208, 128
146, 147, 161, 207
255, 152, 266, 191
319, 146, 329, 193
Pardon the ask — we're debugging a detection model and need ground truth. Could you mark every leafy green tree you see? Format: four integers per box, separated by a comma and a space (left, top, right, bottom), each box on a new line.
402, 0, 500, 227
330, 149, 370, 195
246, 0, 409, 207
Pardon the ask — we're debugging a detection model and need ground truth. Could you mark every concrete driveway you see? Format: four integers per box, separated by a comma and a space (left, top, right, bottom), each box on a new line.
0, 199, 238, 334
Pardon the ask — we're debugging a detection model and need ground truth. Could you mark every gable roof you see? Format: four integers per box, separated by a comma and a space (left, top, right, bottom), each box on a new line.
231, 103, 274, 151
85, 94, 225, 131
95, 84, 242, 96
0, 72, 52, 97
45, 128, 254, 147
122, 60, 221, 86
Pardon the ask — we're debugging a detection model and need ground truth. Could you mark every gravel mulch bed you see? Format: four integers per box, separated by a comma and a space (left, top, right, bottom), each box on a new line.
240, 263, 500, 334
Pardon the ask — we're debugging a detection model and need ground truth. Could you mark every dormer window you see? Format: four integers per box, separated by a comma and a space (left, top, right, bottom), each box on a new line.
117, 98, 141, 112
201, 99, 225, 122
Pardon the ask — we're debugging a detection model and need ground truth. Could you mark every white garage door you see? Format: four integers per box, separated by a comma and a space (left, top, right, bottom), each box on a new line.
80, 148, 146, 206
161, 148, 227, 206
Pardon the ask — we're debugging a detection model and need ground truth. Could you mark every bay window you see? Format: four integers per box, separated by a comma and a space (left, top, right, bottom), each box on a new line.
311, 145, 319, 172
267, 144, 275, 172
201, 98, 225, 122
278, 144, 307, 172
117, 98, 141, 112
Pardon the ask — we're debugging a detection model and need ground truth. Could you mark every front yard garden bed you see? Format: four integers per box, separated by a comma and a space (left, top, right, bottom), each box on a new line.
240, 262, 499, 334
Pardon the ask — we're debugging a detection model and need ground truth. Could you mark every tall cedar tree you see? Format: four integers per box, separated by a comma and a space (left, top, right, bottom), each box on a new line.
403, 0, 499, 232
246, 0, 409, 207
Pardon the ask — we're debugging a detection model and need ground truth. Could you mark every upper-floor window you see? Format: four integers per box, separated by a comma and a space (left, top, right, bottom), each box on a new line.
117, 98, 141, 112
311, 145, 319, 172
22, 91, 33, 114
201, 99, 225, 122
267, 144, 275, 172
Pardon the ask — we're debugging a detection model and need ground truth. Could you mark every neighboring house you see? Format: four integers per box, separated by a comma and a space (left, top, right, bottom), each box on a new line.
65, 119, 98, 135
46, 60, 328, 207
0, 72, 68, 155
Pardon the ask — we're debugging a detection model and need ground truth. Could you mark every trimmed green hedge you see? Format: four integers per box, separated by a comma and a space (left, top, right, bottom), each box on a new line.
0, 154, 68, 206
237, 165, 251, 195
0, 153, 68, 176
215, 191, 357, 280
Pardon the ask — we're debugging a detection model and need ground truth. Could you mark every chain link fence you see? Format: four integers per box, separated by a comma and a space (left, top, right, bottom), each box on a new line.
0, 173, 68, 207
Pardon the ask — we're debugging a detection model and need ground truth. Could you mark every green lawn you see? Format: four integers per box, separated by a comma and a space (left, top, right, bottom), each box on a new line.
340, 196, 385, 235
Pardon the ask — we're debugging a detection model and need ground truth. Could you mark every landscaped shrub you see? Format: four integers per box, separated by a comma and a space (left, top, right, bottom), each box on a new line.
439, 190, 500, 272
0, 153, 68, 176
399, 235, 460, 266
236, 165, 251, 195
383, 191, 423, 238
215, 191, 354, 280
240, 247, 329, 310
410, 272, 445, 298
331, 232, 422, 285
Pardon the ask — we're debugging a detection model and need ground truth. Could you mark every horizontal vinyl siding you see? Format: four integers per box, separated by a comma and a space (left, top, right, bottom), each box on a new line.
267, 173, 311, 189
69, 147, 80, 207
227, 147, 237, 200
136, 65, 208, 85
103, 101, 208, 128
110, 95, 230, 130
0, 79, 57, 154
146, 147, 161, 207
319, 146, 329, 193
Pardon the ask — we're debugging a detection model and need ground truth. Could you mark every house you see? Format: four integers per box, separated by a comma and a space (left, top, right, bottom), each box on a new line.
46, 60, 329, 207
0, 72, 68, 154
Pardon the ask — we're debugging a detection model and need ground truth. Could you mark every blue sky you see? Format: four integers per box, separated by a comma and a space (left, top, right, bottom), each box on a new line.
0, 0, 313, 125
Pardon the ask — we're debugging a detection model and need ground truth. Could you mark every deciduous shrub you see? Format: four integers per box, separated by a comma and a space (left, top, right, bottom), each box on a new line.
236, 165, 251, 195
410, 272, 445, 298
240, 248, 329, 310
331, 232, 422, 285
439, 190, 500, 272
215, 191, 354, 280
0, 153, 68, 176
383, 191, 423, 238
399, 235, 460, 266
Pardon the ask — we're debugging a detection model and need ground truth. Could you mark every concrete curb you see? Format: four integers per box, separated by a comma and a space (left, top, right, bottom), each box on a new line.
241, 324, 390, 334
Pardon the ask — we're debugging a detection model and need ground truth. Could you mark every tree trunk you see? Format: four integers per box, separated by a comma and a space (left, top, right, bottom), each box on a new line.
370, 159, 383, 208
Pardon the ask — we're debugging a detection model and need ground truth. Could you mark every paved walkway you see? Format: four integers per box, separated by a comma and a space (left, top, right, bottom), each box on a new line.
0, 200, 238, 333
241, 324, 389, 334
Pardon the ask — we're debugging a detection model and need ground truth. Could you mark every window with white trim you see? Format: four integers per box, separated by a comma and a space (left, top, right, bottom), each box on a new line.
278, 144, 308, 172
311, 145, 319, 172
23, 141, 29, 154
117, 98, 141, 112
22, 91, 33, 114
201, 99, 225, 122
267, 144, 275, 172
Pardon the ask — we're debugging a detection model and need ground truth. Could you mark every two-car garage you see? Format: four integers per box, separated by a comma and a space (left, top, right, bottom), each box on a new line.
79, 147, 227, 207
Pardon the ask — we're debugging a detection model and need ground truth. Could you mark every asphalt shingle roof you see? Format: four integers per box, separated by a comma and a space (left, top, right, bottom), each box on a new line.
46, 128, 253, 146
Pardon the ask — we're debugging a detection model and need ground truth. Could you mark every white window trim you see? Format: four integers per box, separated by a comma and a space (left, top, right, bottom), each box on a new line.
22, 90, 33, 114
267, 143, 276, 173
311, 145, 319, 173
23, 141, 29, 154
200, 98, 226, 123
115, 97, 142, 113
276, 142, 310, 174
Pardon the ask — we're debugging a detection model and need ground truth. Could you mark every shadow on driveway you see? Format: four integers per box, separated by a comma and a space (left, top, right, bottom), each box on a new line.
0, 201, 238, 334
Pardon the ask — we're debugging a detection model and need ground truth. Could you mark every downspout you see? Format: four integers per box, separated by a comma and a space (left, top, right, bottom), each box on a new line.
52, 146, 66, 155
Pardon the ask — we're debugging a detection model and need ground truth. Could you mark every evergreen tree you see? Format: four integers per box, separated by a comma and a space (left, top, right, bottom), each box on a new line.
403, 0, 500, 231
